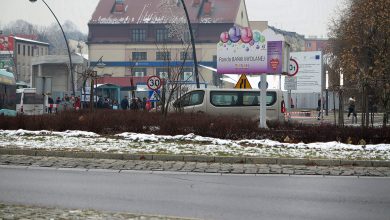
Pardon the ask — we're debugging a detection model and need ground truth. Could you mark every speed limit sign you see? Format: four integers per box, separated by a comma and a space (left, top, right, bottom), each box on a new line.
147, 76, 162, 91
288, 58, 299, 77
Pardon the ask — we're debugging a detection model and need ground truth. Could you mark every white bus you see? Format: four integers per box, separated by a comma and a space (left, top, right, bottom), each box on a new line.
173, 89, 286, 122
16, 88, 46, 115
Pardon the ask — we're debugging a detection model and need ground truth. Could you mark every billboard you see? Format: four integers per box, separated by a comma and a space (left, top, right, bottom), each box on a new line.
217, 27, 289, 75
217, 27, 268, 74
290, 51, 323, 93
0, 36, 15, 52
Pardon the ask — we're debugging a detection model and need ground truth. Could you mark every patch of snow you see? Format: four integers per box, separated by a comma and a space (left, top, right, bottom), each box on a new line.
0, 130, 389, 160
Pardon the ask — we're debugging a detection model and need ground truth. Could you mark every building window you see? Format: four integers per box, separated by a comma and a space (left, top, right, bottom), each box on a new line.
306, 42, 312, 48
183, 29, 196, 42
181, 67, 193, 81
131, 67, 147, 77
23, 45, 25, 56
180, 51, 193, 60
156, 68, 169, 79
132, 52, 147, 60
156, 51, 171, 60
114, 0, 125, 13
132, 29, 146, 42
156, 29, 169, 42
18, 44, 20, 55
28, 46, 30, 56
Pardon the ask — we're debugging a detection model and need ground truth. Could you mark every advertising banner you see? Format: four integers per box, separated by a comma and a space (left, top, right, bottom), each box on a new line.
267, 41, 283, 74
0, 36, 15, 51
217, 27, 268, 74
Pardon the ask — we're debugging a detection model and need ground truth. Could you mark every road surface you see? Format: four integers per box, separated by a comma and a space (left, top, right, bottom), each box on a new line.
1, 167, 389, 220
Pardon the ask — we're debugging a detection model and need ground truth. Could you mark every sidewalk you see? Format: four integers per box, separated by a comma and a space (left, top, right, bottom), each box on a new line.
0, 148, 389, 167
1, 153, 389, 177
0, 203, 196, 220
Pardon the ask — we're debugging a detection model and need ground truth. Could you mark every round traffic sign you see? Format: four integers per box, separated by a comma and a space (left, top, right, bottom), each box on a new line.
288, 58, 299, 77
258, 81, 269, 89
147, 76, 162, 91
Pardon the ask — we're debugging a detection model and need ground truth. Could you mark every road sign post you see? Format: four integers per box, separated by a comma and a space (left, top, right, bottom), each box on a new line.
259, 74, 267, 128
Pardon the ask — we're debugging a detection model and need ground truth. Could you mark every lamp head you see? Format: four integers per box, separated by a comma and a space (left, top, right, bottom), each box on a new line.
29, 0, 38, 2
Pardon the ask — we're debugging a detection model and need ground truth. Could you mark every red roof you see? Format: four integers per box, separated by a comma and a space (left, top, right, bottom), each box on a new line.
89, 0, 242, 25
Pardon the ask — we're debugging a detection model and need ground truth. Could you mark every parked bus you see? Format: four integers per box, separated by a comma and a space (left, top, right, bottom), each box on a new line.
0, 69, 17, 116
16, 88, 46, 115
173, 88, 286, 122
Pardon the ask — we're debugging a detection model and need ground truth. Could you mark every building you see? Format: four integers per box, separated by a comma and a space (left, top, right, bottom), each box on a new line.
268, 26, 305, 52
88, 0, 250, 98
305, 37, 328, 52
1, 36, 50, 84
31, 54, 87, 98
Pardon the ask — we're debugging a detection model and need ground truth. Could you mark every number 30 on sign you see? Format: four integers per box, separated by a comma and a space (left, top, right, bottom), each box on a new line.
147, 76, 162, 91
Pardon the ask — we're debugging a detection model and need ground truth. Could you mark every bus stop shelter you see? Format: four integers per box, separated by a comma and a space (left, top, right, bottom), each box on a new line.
95, 84, 121, 103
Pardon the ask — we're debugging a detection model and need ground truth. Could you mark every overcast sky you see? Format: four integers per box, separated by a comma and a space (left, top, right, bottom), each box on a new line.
0, 0, 343, 37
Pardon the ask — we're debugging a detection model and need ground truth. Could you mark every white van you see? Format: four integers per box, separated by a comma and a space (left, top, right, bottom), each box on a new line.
16, 88, 46, 115
173, 89, 286, 122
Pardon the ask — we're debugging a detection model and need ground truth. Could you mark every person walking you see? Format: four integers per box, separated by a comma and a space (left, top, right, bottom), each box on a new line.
348, 96, 357, 123
74, 96, 81, 111
55, 97, 61, 113
317, 97, 322, 120
120, 96, 129, 110
48, 96, 54, 114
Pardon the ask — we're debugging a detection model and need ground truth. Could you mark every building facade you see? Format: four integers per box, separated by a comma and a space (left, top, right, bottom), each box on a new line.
88, 0, 250, 91
13, 37, 50, 84
305, 37, 328, 52
31, 55, 87, 98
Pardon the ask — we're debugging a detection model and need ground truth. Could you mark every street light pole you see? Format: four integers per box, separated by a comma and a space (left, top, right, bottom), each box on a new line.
29, 0, 75, 96
179, 0, 200, 89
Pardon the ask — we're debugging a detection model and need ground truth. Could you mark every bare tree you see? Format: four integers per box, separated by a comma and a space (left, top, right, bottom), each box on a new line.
328, 0, 390, 127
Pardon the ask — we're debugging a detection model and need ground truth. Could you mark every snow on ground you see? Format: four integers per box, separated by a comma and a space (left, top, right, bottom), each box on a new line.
0, 130, 389, 160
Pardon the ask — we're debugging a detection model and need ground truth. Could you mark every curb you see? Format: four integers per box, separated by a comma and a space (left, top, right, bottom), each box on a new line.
0, 148, 389, 167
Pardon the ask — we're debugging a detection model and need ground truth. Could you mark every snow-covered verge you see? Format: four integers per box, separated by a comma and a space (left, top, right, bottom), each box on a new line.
0, 130, 389, 160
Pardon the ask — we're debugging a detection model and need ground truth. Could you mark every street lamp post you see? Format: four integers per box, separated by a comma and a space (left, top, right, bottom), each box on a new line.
179, 0, 200, 89
29, 0, 75, 96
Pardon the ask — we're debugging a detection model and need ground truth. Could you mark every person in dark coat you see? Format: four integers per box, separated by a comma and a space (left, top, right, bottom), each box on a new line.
48, 96, 54, 114
121, 96, 129, 110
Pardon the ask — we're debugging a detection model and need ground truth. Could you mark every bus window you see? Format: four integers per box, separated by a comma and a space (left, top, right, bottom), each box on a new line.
23, 93, 44, 104
242, 91, 276, 106
174, 90, 204, 108
210, 91, 239, 107
189, 91, 204, 106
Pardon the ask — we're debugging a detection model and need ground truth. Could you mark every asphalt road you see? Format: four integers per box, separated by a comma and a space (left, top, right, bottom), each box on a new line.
1, 167, 390, 220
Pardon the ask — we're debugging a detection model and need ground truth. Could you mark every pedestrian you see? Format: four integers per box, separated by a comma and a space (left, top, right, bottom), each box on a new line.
145, 99, 151, 111
48, 96, 54, 114
74, 96, 81, 111
348, 96, 357, 123
112, 99, 119, 110
103, 98, 110, 109
97, 96, 104, 109
64, 94, 70, 102
121, 96, 129, 110
55, 97, 61, 113
142, 97, 147, 110
317, 97, 322, 120
130, 98, 139, 110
